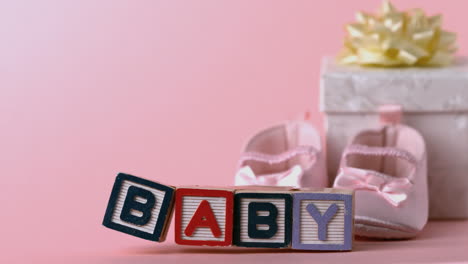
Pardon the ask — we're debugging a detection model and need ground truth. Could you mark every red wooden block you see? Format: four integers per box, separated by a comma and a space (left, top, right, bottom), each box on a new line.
175, 188, 234, 246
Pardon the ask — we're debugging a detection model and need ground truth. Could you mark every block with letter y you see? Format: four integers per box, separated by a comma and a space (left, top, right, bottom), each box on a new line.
292, 189, 354, 251
102, 173, 175, 241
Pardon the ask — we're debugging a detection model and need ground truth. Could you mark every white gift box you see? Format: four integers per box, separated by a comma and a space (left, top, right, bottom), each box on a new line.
320, 57, 468, 219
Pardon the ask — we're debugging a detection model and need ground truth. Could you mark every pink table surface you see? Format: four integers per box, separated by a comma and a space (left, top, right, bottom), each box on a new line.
105, 221, 468, 264
17, 220, 468, 264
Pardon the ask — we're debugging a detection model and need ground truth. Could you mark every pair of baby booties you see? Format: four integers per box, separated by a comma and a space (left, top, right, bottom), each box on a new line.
234, 105, 428, 239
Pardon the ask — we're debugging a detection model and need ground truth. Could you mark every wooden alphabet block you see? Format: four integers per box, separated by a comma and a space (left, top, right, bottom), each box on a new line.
175, 187, 234, 246
233, 191, 292, 248
292, 189, 354, 251
102, 173, 175, 241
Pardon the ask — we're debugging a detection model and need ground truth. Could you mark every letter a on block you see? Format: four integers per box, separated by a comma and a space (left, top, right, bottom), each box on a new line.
102, 173, 175, 242
184, 200, 222, 237
175, 188, 234, 246
292, 191, 354, 251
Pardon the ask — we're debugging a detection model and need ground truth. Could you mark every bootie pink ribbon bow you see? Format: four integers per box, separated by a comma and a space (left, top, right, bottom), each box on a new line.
234, 165, 303, 187
335, 167, 412, 207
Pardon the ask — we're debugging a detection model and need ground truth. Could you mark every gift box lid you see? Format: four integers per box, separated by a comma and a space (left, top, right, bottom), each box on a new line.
320, 56, 468, 113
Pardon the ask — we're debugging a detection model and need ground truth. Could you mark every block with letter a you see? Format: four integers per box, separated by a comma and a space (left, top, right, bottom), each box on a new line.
102, 173, 175, 241
175, 187, 234, 246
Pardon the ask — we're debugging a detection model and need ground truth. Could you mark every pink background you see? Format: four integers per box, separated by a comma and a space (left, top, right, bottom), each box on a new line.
1, 0, 467, 262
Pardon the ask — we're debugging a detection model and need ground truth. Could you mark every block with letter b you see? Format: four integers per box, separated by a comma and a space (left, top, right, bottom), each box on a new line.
102, 173, 175, 241
233, 190, 292, 248
175, 187, 234, 246
292, 189, 354, 251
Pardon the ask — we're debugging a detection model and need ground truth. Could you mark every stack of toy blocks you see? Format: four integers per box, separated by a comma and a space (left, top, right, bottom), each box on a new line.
103, 173, 354, 251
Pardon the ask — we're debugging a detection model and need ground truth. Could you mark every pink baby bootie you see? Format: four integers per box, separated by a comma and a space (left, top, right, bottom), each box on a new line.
234, 119, 327, 189
334, 105, 428, 239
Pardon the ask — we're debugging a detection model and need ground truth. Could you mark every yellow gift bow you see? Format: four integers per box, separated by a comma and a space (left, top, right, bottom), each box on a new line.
338, 1, 457, 67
